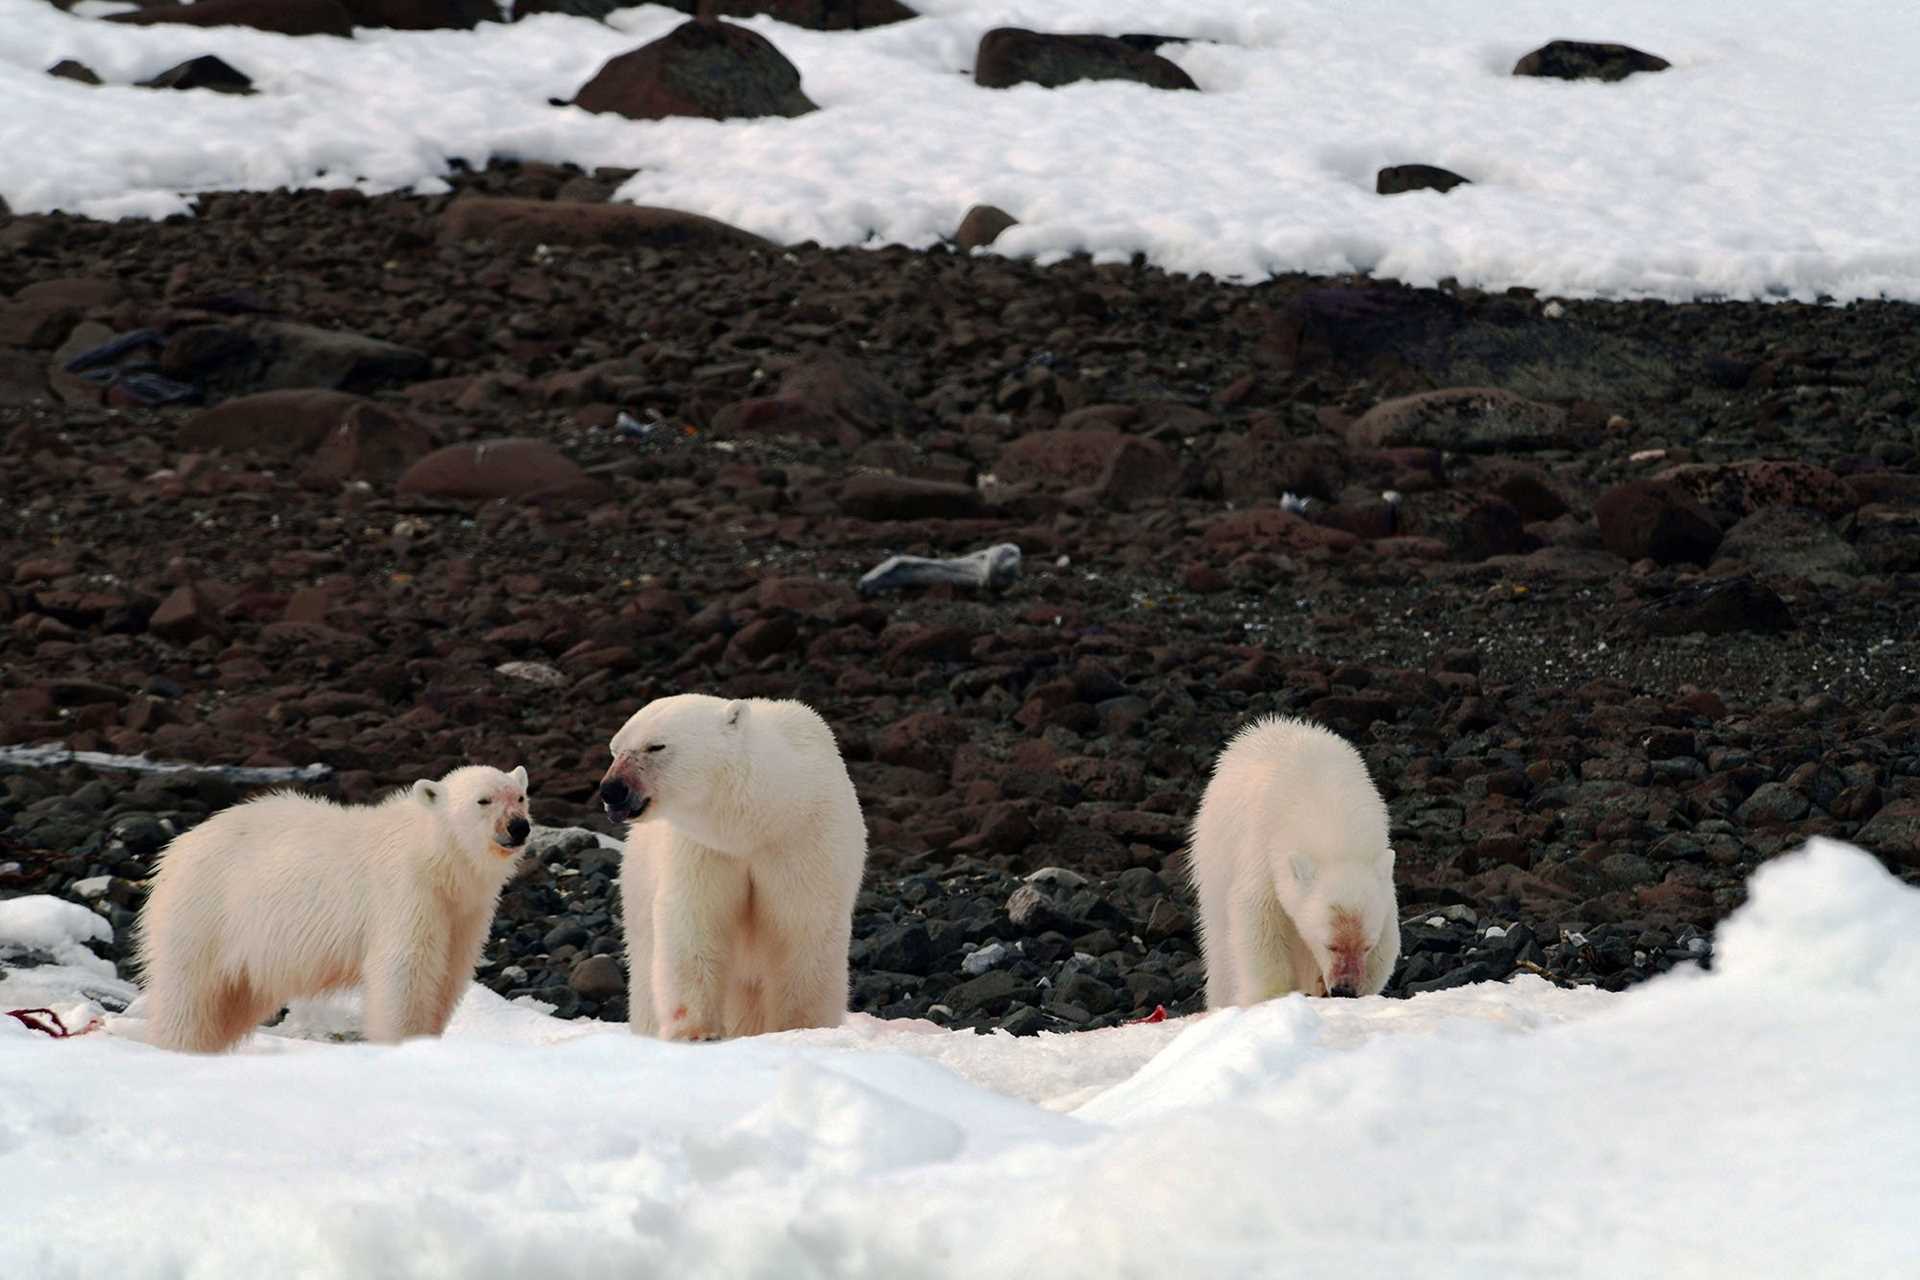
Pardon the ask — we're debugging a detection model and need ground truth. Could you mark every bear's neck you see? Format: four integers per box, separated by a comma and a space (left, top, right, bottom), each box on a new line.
690, 732, 816, 857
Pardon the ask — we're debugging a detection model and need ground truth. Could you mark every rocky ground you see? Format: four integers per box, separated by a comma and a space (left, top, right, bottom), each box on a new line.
3, 162, 1918, 1035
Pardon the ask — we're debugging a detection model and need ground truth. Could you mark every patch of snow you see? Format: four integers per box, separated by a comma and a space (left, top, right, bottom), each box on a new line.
0, 839, 1913, 1275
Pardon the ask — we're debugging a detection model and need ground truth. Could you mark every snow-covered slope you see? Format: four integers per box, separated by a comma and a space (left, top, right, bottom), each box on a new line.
2, 0, 1918, 300
2, 838, 1913, 1278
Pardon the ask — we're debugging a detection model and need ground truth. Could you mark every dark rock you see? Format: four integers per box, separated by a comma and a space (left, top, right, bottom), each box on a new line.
1349, 387, 1567, 453
1654, 460, 1858, 524
47, 60, 102, 85
868, 922, 933, 975
1513, 41, 1671, 82
569, 953, 626, 998
543, 921, 591, 951
138, 56, 255, 95
397, 438, 607, 503
673, 0, 917, 28
839, 474, 983, 521
1855, 800, 1920, 870
108, 0, 355, 37
1713, 507, 1861, 582
337, 0, 497, 29
1629, 577, 1794, 637
255, 323, 430, 393
974, 27, 1198, 91
1006, 883, 1071, 935
148, 583, 226, 643
1735, 781, 1812, 827
1377, 164, 1470, 195
949, 969, 1035, 1015
572, 20, 818, 122
439, 196, 768, 251
180, 390, 433, 482
1594, 479, 1722, 566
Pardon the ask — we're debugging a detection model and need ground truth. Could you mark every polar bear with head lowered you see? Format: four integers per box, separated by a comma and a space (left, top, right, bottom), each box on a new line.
1187, 716, 1399, 1004
136, 765, 532, 1053
598, 694, 867, 1040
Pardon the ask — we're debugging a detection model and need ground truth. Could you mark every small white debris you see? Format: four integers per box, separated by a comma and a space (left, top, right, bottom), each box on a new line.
495, 661, 567, 687
1025, 866, 1090, 890
961, 942, 1014, 976
1426, 916, 1448, 928
1630, 448, 1668, 464
1543, 300, 1566, 319
1483, 925, 1508, 940
72, 876, 114, 901
1280, 492, 1311, 514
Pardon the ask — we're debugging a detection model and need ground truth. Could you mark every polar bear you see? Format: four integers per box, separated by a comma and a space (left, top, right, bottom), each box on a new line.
598, 694, 867, 1041
1187, 716, 1400, 1004
135, 765, 532, 1053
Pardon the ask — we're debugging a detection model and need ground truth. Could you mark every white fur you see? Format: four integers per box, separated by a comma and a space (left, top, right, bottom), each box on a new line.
135, 764, 531, 1053
1186, 716, 1400, 1005
602, 694, 868, 1041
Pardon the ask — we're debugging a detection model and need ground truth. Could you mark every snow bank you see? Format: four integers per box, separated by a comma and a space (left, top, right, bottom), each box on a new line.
1, 838, 1913, 1276
3, 0, 1919, 300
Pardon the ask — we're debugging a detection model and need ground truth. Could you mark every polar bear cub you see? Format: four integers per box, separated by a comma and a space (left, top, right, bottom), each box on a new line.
136, 765, 532, 1053
599, 694, 867, 1041
1187, 716, 1400, 1004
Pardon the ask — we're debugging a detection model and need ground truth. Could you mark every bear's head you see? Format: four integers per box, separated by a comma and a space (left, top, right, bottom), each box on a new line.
1276, 847, 1395, 997
599, 693, 747, 828
412, 764, 532, 862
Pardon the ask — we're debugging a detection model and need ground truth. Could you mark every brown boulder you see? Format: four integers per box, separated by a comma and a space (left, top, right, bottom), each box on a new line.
181, 390, 433, 482
1220, 422, 1349, 503
1204, 508, 1360, 555
1855, 800, 1920, 870
995, 429, 1175, 497
572, 20, 817, 122
839, 474, 983, 521
149, 583, 227, 643
1594, 479, 1722, 566
108, 0, 355, 37
712, 355, 917, 447
1652, 460, 1858, 525
395, 438, 607, 502
954, 204, 1018, 250
1349, 387, 1568, 453
438, 196, 768, 251
974, 28, 1197, 91
1261, 285, 1463, 378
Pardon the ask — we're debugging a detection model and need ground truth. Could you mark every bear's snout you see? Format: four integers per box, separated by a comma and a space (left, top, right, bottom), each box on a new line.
501, 816, 530, 848
1327, 982, 1358, 998
599, 771, 651, 823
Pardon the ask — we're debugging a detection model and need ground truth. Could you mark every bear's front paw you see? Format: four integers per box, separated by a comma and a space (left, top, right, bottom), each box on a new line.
664, 1025, 724, 1043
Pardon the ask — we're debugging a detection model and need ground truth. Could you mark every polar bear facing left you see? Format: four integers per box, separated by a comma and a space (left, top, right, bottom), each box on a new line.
135, 765, 532, 1053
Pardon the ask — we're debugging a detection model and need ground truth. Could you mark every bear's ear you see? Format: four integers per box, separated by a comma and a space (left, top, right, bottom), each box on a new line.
412, 779, 441, 806
725, 700, 748, 729
510, 765, 528, 790
1288, 852, 1317, 886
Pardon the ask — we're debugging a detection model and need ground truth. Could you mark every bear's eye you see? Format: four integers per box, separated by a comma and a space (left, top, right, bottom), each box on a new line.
645, 743, 666, 753
477, 798, 492, 807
